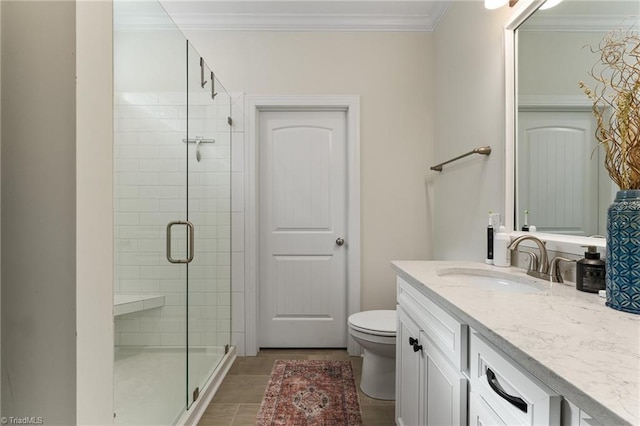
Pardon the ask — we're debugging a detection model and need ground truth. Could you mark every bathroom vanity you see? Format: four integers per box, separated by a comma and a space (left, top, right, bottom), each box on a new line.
393, 261, 640, 426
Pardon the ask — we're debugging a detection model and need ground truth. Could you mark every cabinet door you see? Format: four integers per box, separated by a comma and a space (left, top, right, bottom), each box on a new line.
397, 307, 422, 426
421, 332, 467, 426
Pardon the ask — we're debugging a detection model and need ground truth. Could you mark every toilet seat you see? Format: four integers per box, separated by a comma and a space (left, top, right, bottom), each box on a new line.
348, 310, 396, 337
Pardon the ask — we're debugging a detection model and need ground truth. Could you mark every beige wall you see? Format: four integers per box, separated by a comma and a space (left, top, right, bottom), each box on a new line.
1, 2, 114, 422
76, 1, 114, 424
1, 2, 76, 422
432, 2, 512, 261
185, 31, 435, 310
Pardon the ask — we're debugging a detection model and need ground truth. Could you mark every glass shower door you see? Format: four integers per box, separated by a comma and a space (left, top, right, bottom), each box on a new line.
113, 1, 188, 424
185, 42, 233, 408
114, 2, 233, 422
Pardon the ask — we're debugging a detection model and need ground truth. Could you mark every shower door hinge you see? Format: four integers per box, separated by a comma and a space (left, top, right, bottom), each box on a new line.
193, 387, 200, 402
227, 116, 233, 126
225, 344, 230, 354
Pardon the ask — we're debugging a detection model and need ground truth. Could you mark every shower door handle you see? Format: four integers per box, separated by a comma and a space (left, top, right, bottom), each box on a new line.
166, 220, 195, 264
200, 57, 207, 88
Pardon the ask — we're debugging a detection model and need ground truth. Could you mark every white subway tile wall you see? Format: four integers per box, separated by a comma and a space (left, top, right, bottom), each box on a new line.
114, 90, 234, 349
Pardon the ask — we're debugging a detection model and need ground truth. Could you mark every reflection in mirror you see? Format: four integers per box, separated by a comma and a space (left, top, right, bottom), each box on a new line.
515, 0, 639, 236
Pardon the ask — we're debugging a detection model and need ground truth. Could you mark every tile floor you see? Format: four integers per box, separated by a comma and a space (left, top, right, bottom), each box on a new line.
197, 349, 396, 425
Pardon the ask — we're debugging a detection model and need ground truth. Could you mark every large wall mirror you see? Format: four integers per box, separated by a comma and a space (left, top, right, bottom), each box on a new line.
510, 0, 639, 238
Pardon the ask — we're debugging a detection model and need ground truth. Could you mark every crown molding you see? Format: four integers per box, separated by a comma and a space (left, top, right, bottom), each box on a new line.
168, 11, 447, 32
519, 14, 639, 32
153, 0, 453, 32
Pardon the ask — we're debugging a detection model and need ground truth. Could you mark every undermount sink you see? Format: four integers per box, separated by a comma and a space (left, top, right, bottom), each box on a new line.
436, 267, 546, 294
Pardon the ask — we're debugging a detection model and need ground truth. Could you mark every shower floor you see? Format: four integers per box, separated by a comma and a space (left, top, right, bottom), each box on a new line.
114, 346, 225, 425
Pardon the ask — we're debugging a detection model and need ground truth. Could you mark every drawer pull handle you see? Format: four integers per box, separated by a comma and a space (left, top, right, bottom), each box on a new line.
486, 368, 528, 413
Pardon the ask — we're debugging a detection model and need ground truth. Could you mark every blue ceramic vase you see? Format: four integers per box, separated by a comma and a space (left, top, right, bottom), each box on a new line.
606, 189, 640, 314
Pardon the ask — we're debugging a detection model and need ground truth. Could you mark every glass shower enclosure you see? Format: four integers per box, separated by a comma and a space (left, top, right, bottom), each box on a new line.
113, 1, 232, 424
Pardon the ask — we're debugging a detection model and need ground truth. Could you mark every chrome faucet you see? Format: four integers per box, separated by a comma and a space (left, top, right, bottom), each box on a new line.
508, 235, 576, 282
507, 235, 549, 280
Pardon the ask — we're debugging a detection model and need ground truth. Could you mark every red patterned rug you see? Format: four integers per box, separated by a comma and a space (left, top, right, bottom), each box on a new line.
256, 359, 364, 426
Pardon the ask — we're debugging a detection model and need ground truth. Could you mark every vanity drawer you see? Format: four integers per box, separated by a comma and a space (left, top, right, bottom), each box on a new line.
470, 332, 561, 426
469, 391, 507, 426
397, 276, 467, 370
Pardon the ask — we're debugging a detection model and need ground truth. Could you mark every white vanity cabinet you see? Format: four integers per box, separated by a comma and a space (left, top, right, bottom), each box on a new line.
392, 261, 639, 426
396, 273, 563, 426
396, 277, 467, 426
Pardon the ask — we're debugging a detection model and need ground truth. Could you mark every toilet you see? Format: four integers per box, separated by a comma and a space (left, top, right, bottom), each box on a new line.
348, 310, 397, 400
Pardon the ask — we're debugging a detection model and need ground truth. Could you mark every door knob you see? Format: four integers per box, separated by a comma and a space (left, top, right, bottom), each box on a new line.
336, 237, 345, 246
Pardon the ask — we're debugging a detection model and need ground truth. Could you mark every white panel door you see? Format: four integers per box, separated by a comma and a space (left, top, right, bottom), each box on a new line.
259, 110, 347, 347
518, 111, 598, 236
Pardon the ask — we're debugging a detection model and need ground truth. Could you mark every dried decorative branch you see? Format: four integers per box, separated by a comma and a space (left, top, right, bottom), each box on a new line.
579, 27, 640, 190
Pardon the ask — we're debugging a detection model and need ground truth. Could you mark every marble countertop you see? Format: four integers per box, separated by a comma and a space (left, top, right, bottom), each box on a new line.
391, 260, 640, 426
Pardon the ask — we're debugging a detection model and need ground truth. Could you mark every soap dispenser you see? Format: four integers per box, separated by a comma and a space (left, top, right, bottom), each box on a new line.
576, 246, 605, 293
493, 226, 511, 267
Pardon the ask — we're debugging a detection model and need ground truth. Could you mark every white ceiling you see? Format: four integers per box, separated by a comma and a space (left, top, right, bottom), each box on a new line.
158, 0, 454, 32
